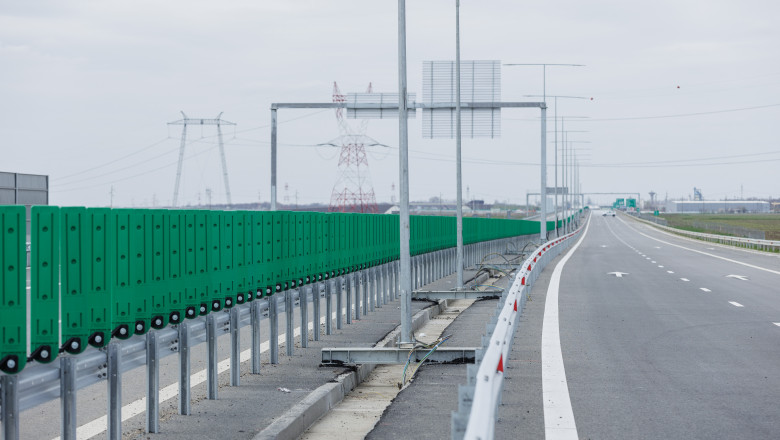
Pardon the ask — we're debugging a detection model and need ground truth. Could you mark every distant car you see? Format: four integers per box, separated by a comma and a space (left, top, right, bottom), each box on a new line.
602, 211, 616, 217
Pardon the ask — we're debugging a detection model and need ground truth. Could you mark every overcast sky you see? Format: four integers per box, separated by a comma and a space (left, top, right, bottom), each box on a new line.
2, 0, 779, 208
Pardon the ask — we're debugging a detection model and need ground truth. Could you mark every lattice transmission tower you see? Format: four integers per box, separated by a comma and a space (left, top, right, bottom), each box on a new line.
168, 112, 235, 207
328, 82, 379, 213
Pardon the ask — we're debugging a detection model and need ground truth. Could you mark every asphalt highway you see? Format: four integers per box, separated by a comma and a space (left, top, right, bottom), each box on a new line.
550, 212, 780, 439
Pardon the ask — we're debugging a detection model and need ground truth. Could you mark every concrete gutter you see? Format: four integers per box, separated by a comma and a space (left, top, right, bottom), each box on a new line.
253, 301, 448, 440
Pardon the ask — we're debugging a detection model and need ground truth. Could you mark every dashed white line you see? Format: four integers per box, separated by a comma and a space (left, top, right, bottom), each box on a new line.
681, 278, 690, 282
773, 323, 780, 327
729, 301, 744, 308
667, 271, 674, 274
651, 260, 657, 264
658, 265, 664, 268
700, 288, 711, 292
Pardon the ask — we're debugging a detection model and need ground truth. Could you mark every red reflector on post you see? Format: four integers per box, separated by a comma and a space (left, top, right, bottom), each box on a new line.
497, 354, 504, 373
514, 299, 518, 311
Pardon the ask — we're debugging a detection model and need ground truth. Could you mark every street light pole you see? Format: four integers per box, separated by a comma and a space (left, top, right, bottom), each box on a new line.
455, 0, 464, 289
397, 0, 412, 343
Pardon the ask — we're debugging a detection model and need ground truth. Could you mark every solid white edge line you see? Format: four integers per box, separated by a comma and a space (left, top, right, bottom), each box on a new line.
617, 216, 780, 276
728, 301, 744, 308
542, 220, 591, 440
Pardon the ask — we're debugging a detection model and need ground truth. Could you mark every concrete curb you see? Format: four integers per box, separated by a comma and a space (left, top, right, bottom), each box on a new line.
253, 301, 448, 440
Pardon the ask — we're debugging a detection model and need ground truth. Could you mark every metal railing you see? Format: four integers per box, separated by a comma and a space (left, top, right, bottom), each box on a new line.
630, 214, 780, 253
451, 216, 586, 439
1, 235, 526, 440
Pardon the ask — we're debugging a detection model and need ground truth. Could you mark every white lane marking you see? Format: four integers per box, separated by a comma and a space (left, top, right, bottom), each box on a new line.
700, 287, 711, 292
601, 245, 607, 248
607, 272, 629, 278
617, 216, 780, 277
729, 301, 744, 308
773, 323, 780, 327
681, 278, 690, 282
658, 265, 664, 268
55, 309, 336, 440
707, 248, 715, 250
654, 246, 661, 249
667, 270, 675, 274
645, 257, 651, 260
726, 274, 749, 281
651, 260, 657, 264
542, 220, 590, 440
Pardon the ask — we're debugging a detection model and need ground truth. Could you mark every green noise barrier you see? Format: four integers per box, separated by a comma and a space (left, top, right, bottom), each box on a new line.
0, 206, 541, 374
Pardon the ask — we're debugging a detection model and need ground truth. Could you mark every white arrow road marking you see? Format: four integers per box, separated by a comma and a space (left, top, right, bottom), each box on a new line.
681, 278, 690, 282
607, 272, 629, 278
700, 288, 712, 292
726, 275, 749, 281
667, 270, 674, 274
729, 301, 744, 308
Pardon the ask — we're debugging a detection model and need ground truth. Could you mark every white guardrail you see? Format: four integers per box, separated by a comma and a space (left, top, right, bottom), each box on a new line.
451, 217, 586, 440
629, 214, 780, 253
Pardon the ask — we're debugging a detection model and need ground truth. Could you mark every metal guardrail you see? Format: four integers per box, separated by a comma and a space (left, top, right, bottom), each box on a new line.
450, 217, 586, 440
1, 235, 525, 440
630, 214, 780, 252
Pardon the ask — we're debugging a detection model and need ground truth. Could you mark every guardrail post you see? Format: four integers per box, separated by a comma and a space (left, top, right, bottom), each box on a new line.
355, 272, 362, 320
61, 356, 77, 440
377, 266, 384, 308
313, 283, 321, 341
230, 306, 240, 386
345, 274, 352, 324
300, 287, 309, 349
146, 330, 160, 433
286, 290, 295, 356
325, 280, 333, 335
2, 372, 19, 440
368, 269, 375, 312
250, 300, 262, 374
270, 295, 279, 364
206, 314, 218, 399
394, 261, 400, 300
107, 342, 122, 440
361, 270, 368, 316
337, 277, 344, 329
178, 321, 191, 414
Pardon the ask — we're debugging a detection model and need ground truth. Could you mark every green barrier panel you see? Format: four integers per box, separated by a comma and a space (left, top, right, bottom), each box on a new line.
146, 210, 182, 329
185, 210, 210, 316
166, 210, 192, 320
61, 207, 113, 354
205, 211, 224, 311
232, 211, 250, 303
292, 212, 304, 286
111, 209, 149, 335
30, 206, 60, 364
0, 205, 26, 374
220, 211, 235, 307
